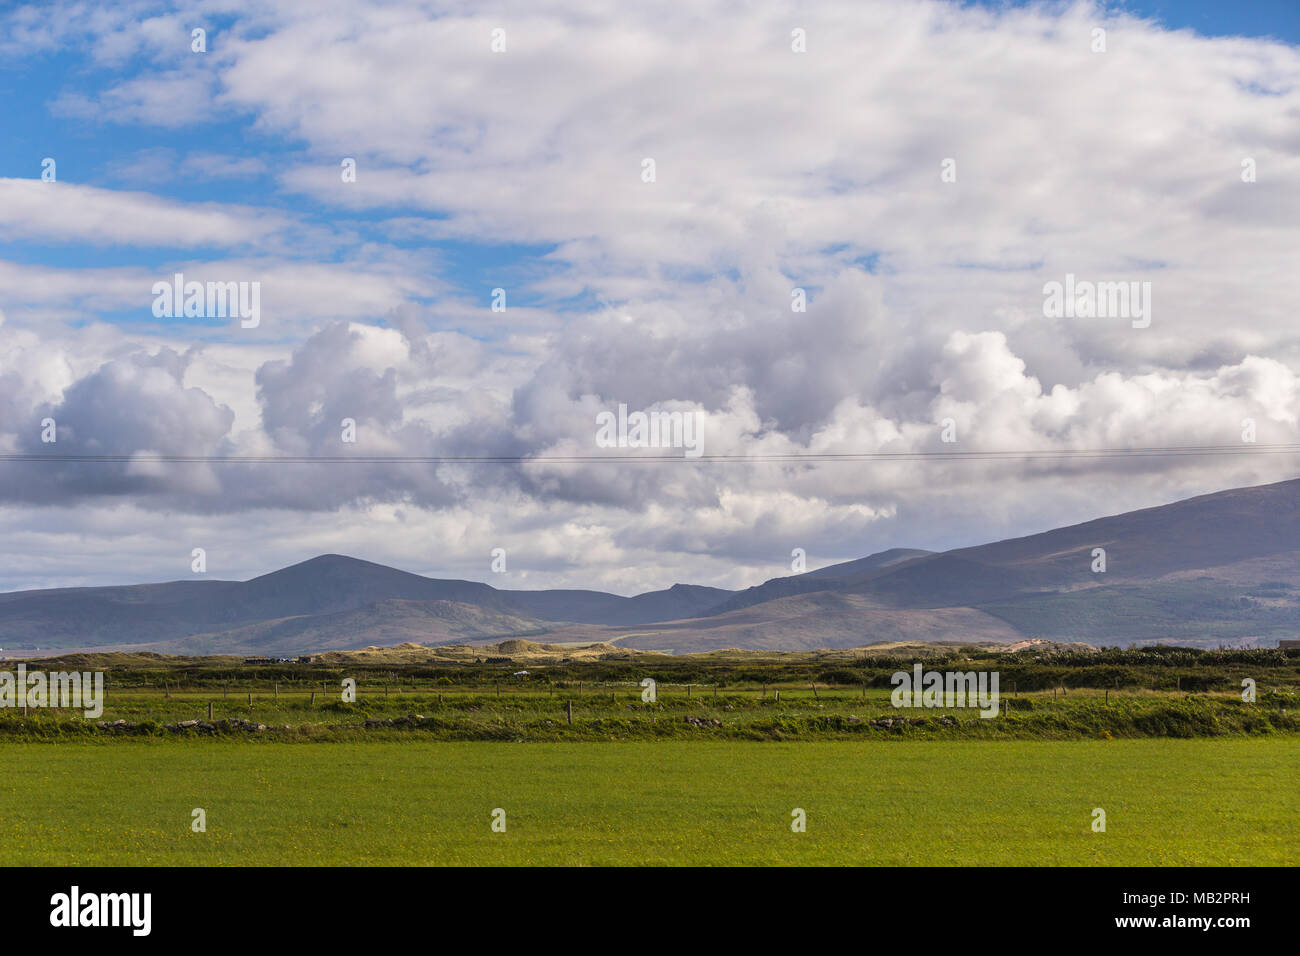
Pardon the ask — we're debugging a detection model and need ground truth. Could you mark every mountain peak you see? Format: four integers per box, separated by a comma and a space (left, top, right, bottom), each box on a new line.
251, 554, 419, 583
292, 553, 378, 569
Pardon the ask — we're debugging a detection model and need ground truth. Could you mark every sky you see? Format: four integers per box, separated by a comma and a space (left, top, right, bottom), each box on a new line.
0, 0, 1297, 594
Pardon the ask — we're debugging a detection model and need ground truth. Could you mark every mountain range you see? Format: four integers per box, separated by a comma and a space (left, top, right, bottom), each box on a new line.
4, 476, 1300, 656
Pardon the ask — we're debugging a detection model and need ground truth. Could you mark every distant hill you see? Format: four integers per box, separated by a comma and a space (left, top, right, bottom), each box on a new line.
831, 478, 1300, 646
156, 599, 549, 657
503, 582, 732, 625
582, 477, 1300, 651
0, 554, 513, 649
594, 591, 1023, 653
3, 477, 1300, 654
698, 548, 932, 616
0, 553, 731, 653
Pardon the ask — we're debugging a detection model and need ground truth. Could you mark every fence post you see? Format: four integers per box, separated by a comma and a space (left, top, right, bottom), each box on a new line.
208, 700, 213, 720
309, 692, 315, 707
566, 700, 573, 725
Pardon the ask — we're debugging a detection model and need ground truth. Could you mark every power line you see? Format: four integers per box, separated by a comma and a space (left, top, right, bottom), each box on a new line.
0, 442, 1297, 464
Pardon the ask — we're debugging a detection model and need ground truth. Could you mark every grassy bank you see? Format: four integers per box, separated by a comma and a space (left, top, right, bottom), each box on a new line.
1, 685, 1294, 741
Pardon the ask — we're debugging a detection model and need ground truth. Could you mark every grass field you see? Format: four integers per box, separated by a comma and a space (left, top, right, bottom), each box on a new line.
1, 739, 1293, 865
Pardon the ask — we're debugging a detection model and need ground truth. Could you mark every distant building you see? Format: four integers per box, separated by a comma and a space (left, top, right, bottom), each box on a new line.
296, 655, 314, 663
1279, 640, 1300, 650
242, 657, 275, 665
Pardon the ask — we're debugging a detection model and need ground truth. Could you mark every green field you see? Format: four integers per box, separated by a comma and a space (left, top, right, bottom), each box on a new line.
1, 739, 1293, 865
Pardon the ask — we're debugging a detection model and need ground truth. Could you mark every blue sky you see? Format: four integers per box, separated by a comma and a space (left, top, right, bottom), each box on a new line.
970, 0, 1300, 42
1109, 0, 1300, 42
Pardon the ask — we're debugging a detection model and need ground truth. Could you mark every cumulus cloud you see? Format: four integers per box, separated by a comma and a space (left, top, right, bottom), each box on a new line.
0, 0, 1297, 591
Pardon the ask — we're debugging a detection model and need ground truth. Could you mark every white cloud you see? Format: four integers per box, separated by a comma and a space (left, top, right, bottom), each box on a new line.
0, 178, 290, 247
1, 0, 1298, 591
